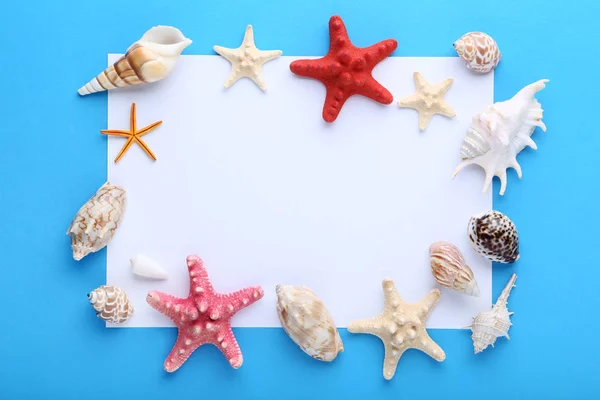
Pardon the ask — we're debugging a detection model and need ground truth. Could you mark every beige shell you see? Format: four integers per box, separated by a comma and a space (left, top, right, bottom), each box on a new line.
78, 26, 192, 95
88, 285, 134, 324
454, 32, 501, 73
470, 274, 516, 353
429, 241, 480, 296
67, 182, 126, 261
276, 285, 343, 362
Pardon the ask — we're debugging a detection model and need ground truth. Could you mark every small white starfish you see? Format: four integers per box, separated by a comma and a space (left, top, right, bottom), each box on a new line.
348, 278, 446, 380
398, 72, 456, 131
214, 25, 282, 91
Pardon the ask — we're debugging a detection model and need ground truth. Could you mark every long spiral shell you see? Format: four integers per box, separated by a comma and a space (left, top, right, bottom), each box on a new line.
429, 242, 480, 296
88, 285, 134, 324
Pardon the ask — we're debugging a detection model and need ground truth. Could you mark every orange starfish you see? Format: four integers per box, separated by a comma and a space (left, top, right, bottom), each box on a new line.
101, 103, 162, 163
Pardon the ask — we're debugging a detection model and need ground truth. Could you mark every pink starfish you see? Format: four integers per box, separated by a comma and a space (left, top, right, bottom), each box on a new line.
146, 255, 264, 372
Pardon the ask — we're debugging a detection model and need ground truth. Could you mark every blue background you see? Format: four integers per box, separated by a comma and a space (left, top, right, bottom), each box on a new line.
1, 0, 598, 398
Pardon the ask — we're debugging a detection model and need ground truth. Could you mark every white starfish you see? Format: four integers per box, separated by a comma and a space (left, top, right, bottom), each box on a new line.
398, 72, 456, 131
213, 25, 282, 91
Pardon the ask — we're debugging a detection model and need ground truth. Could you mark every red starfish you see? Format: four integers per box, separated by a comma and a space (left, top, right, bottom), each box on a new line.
290, 15, 397, 123
146, 255, 264, 372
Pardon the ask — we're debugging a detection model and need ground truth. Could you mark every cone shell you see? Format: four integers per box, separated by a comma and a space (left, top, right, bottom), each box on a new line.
130, 254, 168, 280
276, 285, 343, 362
78, 26, 192, 95
67, 183, 126, 261
468, 211, 519, 263
88, 285, 134, 324
453, 32, 501, 73
429, 242, 480, 296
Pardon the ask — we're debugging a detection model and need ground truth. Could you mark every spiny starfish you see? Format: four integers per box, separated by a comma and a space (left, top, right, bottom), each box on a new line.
348, 279, 445, 380
146, 255, 264, 372
214, 25, 282, 91
101, 103, 162, 162
398, 72, 456, 131
290, 15, 397, 122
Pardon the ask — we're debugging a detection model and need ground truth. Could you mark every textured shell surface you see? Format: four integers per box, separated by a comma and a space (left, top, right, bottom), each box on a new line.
88, 285, 134, 324
130, 254, 168, 280
78, 26, 192, 95
453, 79, 548, 195
468, 211, 519, 263
429, 241, 480, 296
470, 274, 516, 353
67, 182, 126, 261
276, 285, 343, 362
454, 32, 501, 73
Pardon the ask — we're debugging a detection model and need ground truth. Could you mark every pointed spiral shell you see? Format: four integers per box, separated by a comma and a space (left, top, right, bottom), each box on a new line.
88, 285, 134, 324
276, 285, 343, 362
453, 32, 501, 73
429, 242, 480, 296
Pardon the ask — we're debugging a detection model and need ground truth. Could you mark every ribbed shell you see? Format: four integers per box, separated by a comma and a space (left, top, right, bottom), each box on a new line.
429, 241, 480, 296
67, 183, 126, 261
459, 127, 490, 159
88, 285, 134, 324
454, 32, 501, 73
468, 211, 519, 263
276, 285, 343, 362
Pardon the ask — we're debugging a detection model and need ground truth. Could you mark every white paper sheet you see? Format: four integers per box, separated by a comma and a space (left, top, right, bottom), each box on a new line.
106, 55, 493, 328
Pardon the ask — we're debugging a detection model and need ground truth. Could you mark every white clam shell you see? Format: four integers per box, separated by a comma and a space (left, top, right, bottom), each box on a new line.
470, 274, 516, 353
454, 32, 501, 73
88, 285, 134, 324
429, 241, 480, 296
453, 79, 548, 195
78, 26, 192, 95
130, 254, 168, 280
67, 182, 126, 261
276, 285, 343, 362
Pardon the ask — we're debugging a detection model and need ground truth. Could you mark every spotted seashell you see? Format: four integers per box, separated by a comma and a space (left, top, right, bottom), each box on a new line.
276, 285, 343, 362
429, 242, 480, 296
453, 32, 501, 73
468, 211, 519, 263
88, 285, 134, 324
67, 182, 126, 261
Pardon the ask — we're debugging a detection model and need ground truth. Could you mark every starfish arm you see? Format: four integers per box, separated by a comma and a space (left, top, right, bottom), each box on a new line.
223, 70, 243, 88
436, 102, 457, 118
146, 291, 188, 324
355, 78, 394, 105
249, 70, 267, 91
134, 136, 157, 160
242, 25, 255, 46
348, 316, 384, 336
327, 15, 350, 52
418, 112, 434, 131
418, 289, 441, 320
413, 72, 427, 90
362, 38, 398, 66
130, 103, 136, 133
213, 46, 237, 63
101, 130, 131, 137
382, 343, 403, 380
136, 121, 163, 137
322, 87, 351, 122
213, 325, 245, 369
218, 286, 264, 316
397, 94, 421, 109
114, 137, 134, 163
289, 58, 328, 80
257, 50, 282, 64
186, 255, 216, 295
415, 331, 446, 362
382, 278, 405, 308
163, 332, 202, 373
438, 78, 454, 95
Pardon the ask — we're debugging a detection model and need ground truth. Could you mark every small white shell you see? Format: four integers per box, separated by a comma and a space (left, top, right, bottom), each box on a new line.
470, 274, 516, 353
276, 285, 343, 362
454, 32, 501, 73
429, 241, 480, 296
88, 285, 134, 324
130, 254, 168, 280
453, 79, 548, 195
67, 182, 126, 261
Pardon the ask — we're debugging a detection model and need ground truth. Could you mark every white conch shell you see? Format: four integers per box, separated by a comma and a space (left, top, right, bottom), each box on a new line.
88, 285, 134, 324
453, 79, 548, 195
130, 254, 168, 280
78, 26, 192, 95
67, 182, 126, 261
454, 32, 501, 73
276, 285, 343, 362
469, 273, 516, 354
429, 241, 480, 296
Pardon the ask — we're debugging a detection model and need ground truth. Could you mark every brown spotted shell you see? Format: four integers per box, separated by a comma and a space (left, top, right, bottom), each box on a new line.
454, 32, 501, 73
429, 242, 480, 296
468, 211, 519, 263
88, 285, 134, 324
